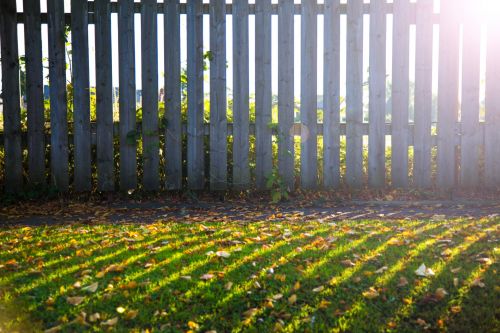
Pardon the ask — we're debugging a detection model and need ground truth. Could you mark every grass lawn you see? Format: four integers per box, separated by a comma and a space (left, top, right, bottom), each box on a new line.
0, 216, 498, 332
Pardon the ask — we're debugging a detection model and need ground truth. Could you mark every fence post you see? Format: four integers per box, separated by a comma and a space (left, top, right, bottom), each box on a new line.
47, 0, 69, 192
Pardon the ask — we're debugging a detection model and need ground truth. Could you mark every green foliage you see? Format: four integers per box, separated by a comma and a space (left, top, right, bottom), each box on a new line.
265, 169, 289, 203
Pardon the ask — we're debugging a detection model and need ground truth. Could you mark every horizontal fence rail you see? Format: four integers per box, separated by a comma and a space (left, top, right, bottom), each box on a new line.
0, 0, 498, 193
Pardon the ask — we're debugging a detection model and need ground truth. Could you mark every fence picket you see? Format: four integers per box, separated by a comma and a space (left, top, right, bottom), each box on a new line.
437, 0, 460, 189
232, 0, 250, 189
95, 0, 115, 191
47, 0, 69, 192
141, 0, 159, 190
460, 1, 481, 187
165, 0, 182, 190
24, 0, 45, 186
72, 0, 92, 191
255, 0, 273, 189
323, 0, 341, 188
391, 0, 410, 188
484, 6, 500, 187
278, 0, 294, 189
209, 0, 227, 191
345, 0, 363, 188
118, 0, 137, 191
300, 0, 318, 189
368, 0, 386, 188
413, 0, 433, 189
187, 0, 205, 190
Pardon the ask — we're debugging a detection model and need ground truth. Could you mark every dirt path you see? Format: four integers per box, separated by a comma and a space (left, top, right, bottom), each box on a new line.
1, 199, 500, 226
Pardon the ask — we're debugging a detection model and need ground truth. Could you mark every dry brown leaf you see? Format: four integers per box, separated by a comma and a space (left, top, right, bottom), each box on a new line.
470, 277, 485, 288
341, 259, 356, 267
243, 308, 258, 319
66, 296, 85, 306
224, 282, 233, 290
101, 317, 118, 326
312, 286, 324, 293
81, 282, 98, 293
397, 277, 409, 287
435, 288, 448, 300
375, 266, 388, 274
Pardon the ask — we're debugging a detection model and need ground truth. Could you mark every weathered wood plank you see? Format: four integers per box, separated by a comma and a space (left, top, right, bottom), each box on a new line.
437, 0, 460, 189
345, 0, 363, 188
47, 0, 69, 192
484, 4, 500, 187
255, 0, 272, 189
95, 0, 114, 191
209, 0, 227, 191
232, 0, 250, 189
300, 0, 318, 189
368, 0, 386, 188
118, 0, 137, 191
164, 0, 182, 190
0, 0, 23, 193
141, 0, 159, 190
187, 0, 205, 189
278, 0, 294, 190
23, 0, 46, 186
323, 0, 341, 188
71, 0, 92, 191
391, 0, 410, 188
460, 0, 481, 187
413, 0, 433, 189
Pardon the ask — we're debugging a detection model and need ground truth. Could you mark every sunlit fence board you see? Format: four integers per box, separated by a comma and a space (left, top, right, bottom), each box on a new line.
484, 8, 500, 187
345, 0, 364, 188
413, 0, 433, 189
460, 1, 481, 187
232, 0, 250, 190
277, 0, 294, 190
141, 0, 160, 191
323, 0, 341, 188
72, 0, 92, 191
47, 0, 69, 192
255, 0, 272, 190
300, 0, 318, 189
23, 0, 45, 186
437, 0, 460, 189
368, 0, 386, 188
95, 0, 115, 191
209, 0, 227, 191
164, 0, 182, 190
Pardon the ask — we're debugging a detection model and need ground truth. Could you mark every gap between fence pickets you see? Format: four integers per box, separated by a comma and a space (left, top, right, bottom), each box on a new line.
16, 2, 444, 25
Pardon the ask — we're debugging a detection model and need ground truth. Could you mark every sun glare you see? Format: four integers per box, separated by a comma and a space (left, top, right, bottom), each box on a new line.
477, 0, 500, 24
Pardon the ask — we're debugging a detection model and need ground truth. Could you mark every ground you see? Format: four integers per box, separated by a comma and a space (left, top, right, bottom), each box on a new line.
0, 198, 498, 332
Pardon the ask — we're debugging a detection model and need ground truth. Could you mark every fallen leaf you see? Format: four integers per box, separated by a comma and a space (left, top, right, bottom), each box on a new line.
312, 286, 324, 293
66, 296, 85, 306
288, 294, 297, 304
44, 325, 62, 333
415, 264, 435, 277
470, 277, 485, 288
101, 317, 118, 326
225, 282, 233, 290
272, 294, 283, 300
125, 309, 138, 320
341, 259, 356, 267
81, 282, 98, 293
116, 306, 126, 314
243, 308, 258, 319
180, 275, 192, 280
375, 266, 388, 274
201, 273, 215, 280
450, 305, 461, 313
216, 251, 231, 258
88, 313, 101, 322
397, 277, 409, 287
450, 267, 462, 274
476, 258, 492, 265
435, 288, 448, 300
363, 287, 379, 299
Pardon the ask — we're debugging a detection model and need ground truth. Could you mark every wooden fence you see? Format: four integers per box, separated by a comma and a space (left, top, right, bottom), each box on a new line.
0, 0, 498, 193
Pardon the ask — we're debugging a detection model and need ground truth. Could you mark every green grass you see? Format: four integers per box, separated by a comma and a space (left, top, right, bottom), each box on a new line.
0, 217, 498, 333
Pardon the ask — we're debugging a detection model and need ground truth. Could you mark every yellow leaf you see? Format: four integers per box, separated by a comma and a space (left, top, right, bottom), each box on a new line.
125, 309, 138, 320
288, 294, 297, 304
318, 300, 331, 309
312, 286, 324, 293
187, 321, 199, 329
362, 287, 379, 299
116, 306, 126, 314
293, 281, 301, 291
243, 308, 258, 319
